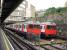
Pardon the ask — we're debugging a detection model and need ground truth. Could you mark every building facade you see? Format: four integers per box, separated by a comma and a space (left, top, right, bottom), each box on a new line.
36, 10, 45, 17
65, 1, 67, 7
5, 0, 27, 22
5, 0, 36, 22
30, 5, 36, 17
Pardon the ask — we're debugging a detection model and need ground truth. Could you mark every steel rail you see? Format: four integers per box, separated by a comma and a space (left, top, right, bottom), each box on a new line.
0, 28, 14, 50
4, 29, 37, 50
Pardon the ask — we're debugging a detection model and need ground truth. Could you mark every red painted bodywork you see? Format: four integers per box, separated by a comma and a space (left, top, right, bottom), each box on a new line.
32, 28, 41, 35
27, 26, 41, 36
21, 23, 57, 36
45, 29, 57, 36
22, 24, 24, 32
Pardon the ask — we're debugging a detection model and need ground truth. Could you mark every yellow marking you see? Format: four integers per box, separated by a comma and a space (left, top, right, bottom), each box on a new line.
2, 30, 10, 50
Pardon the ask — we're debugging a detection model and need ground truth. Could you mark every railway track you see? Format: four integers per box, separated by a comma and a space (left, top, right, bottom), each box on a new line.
4, 29, 37, 50
32, 37, 67, 50
41, 44, 64, 50
4, 28, 67, 50
6, 35, 24, 50
39, 38, 67, 50
56, 35, 67, 41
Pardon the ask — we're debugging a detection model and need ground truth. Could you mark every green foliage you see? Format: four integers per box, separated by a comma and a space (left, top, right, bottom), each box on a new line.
44, 7, 67, 16
38, 7, 67, 23
44, 7, 56, 16
54, 20, 64, 24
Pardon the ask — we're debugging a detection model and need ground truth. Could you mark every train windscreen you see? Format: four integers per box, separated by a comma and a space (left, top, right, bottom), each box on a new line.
47, 25, 56, 29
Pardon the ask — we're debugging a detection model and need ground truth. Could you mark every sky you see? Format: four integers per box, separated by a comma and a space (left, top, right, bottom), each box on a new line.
30, 0, 67, 11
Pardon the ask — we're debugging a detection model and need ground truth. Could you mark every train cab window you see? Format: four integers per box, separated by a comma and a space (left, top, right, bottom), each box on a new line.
40, 25, 45, 29
40, 26, 42, 29
28, 24, 33, 28
47, 25, 56, 29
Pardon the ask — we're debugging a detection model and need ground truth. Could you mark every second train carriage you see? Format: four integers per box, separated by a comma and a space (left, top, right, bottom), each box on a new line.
7, 22, 57, 39
22, 22, 57, 37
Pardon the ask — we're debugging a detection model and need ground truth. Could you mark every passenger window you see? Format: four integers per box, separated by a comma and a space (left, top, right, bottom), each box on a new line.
19, 25, 21, 28
28, 24, 33, 28
34, 25, 41, 29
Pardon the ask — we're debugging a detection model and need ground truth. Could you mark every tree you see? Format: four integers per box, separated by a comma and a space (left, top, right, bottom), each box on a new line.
44, 7, 56, 16
43, 7, 67, 24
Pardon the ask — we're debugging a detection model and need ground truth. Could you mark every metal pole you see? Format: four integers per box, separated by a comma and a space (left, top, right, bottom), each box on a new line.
24, 0, 27, 19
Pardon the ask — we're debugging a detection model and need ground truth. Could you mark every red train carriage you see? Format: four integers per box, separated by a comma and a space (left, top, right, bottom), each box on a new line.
41, 22, 57, 37
22, 22, 57, 37
7, 22, 57, 39
27, 23, 41, 36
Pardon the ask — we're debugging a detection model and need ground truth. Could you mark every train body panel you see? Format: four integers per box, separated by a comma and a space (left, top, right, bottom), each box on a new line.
6, 22, 57, 38
26, 24, 41, 36
23, 22, 57, 36
40, 22, 57, 36
45, 29, 57, 36
32, 28, 41, 35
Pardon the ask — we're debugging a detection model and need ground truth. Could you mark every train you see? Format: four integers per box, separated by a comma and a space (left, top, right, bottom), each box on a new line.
6, 22, 57, 39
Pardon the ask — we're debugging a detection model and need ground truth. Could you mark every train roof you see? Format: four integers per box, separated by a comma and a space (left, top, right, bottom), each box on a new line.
23, 21, 40, 25
23, 21, 56, 25
41, 22, 56, 25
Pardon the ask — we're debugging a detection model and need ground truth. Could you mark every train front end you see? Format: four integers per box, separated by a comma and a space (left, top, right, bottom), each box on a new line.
45, 25, 57, 36
41, 22, 57, 37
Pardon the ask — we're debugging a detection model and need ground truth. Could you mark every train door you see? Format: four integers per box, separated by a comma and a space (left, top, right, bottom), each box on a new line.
40, 24, 46, 38
15, 25, 18, 30
18, 24, 22, 31
23, 24, 27, 32
22, 24, 24, 32
40, 24, 46, 33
